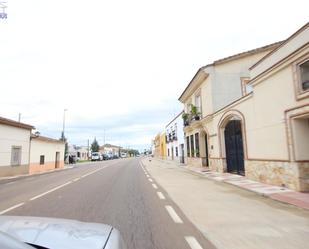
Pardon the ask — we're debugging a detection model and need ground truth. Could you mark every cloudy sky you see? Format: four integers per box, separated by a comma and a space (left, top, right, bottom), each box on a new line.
0, 0, 308, 151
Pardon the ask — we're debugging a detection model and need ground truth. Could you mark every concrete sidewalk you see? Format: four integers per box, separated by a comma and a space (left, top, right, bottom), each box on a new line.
157, 158, 309, 210
142, 157, 309, 249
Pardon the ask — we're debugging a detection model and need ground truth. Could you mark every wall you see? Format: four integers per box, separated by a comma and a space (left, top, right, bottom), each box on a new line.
0, 124, 31, 176
29, 138, 65, 174
211, 51, 271, 112
165, 113, 185, 163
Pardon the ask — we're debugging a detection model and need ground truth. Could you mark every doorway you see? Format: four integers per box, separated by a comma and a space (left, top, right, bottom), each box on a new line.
55, 152, 60, 168
224, 120, 244, 175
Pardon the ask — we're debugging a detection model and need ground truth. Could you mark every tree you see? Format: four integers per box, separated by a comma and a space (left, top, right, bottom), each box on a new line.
91, 137, 100, 152
60, 131, 68, 160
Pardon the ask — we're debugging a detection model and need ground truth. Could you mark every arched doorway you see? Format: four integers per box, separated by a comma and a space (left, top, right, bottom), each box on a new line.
224, 120, 244, 175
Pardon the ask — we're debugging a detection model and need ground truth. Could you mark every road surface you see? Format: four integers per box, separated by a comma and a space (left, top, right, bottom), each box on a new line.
0, 158, 215, 249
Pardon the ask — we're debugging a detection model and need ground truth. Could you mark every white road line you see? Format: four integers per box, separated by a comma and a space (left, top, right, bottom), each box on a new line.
73, 177, 80, 182
30, 181, 72, 201
165, 205, 183, 224
0, 202, 25, 215
146, 175, 150, 178
148, 178, 153, 182
185, 236, 203, 249
80, 168, 103, 178
157, 192, 166, 200
152, 183, 158, 189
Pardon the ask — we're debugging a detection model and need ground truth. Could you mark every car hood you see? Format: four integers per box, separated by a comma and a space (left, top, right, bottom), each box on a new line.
0, 216, 113, 249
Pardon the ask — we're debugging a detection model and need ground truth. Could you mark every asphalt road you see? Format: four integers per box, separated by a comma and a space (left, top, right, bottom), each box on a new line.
0, 158, 215, 249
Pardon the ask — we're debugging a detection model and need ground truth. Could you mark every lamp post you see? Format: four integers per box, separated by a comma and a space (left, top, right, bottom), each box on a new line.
62, 109, 67, 141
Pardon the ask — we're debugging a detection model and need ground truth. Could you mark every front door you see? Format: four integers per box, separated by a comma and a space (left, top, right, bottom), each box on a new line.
171, 147, 174, 160
224, 120, 244, 175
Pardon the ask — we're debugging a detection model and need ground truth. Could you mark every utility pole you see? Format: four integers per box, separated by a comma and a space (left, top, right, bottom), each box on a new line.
62, 109, 67, 141
18, 113, 21, 122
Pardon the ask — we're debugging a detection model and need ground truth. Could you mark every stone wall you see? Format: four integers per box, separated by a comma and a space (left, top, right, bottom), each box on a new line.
186, 157, 203, 168
245, 160, 309, 192
209, 158, 225, 173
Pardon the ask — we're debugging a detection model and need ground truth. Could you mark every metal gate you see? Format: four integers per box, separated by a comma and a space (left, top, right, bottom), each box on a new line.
224, 120, 244, 175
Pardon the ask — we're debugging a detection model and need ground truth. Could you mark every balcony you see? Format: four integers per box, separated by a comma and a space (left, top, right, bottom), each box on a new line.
166, 131, 178, 143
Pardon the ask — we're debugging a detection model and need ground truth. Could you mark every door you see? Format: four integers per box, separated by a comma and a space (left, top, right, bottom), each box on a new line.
204, 134, 209, 166
55, 152, 60, 168
171, 147, 174, 160
224, 120, 244, 175
180, 144, 185, 164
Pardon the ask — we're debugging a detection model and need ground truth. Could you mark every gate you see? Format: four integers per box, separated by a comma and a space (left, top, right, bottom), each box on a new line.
224, 120, 244, 175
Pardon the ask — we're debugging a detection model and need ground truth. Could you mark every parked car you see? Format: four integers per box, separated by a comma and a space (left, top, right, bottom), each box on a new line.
91, 152, 102, 161
0, 216, 126, 249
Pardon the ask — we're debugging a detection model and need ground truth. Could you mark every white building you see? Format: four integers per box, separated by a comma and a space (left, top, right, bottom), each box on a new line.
165, 112, 185, 163
29, 135, 65, 174
0, 116, 34, 177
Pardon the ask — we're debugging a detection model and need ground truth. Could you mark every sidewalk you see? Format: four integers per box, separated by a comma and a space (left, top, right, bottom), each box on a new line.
0, 164, 76, 184
142, 157, 309, 249
154, 158, 309, 210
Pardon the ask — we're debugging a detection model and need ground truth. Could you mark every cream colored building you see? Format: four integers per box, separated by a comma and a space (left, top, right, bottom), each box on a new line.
100, 144, 121, 157
179, 23, 309, 191
76, 146, 89, 160
0, 117, 34, 177
29, 135, 65, 174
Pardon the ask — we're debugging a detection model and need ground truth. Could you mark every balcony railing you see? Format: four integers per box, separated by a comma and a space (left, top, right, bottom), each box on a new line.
183, 113, 202, 126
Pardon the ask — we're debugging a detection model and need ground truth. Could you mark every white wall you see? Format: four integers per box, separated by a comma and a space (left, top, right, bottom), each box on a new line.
30, 139, 64, 163
0, 124, 31, 166
211, 51, 271, 112
166, 113, 185, 160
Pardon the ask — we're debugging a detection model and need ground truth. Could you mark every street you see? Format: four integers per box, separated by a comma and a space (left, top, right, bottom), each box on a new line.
0, 158, 214, 249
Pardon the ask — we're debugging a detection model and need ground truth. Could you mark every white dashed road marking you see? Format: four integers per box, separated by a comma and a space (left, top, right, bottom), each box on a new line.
29, 181, 72, 201
0, 202, 25, 215
165, 205, 183, 224
157, 192, 166, 200
148, 178, 153, 182
185, 236, 203, 249
152, 183, 158, 189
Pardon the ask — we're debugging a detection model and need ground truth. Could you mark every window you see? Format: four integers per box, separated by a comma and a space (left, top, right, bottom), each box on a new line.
241, 78, 252, 95
299, 60, 309, 91
195, 133, 200, 157
175, 146, 178, 157
11, 146, 22, 166
190, 135, 194, 157
40, 155, 45, 165
186, 136, 190, 157
195, 94, 202, 113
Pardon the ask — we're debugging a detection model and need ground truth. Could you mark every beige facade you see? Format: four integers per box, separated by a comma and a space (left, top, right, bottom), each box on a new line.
179, 23, 309, 191
0, 117, 33, 177
29, 135, 65, 174
77, 146, 89, 160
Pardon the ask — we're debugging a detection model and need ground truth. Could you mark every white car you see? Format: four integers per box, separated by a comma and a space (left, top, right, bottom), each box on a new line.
0, 216, 126, 249
91, 152, 102, 161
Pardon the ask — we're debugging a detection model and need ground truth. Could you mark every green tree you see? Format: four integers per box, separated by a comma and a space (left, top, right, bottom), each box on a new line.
91, 137, 100, 152
60, 131, 68, 160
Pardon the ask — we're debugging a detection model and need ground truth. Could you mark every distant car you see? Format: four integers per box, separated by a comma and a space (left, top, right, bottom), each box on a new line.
91, 152, 101, 161
0, 216, 126, 249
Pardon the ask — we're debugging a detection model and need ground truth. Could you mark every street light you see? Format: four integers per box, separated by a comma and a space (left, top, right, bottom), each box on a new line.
62, 109, 68, 141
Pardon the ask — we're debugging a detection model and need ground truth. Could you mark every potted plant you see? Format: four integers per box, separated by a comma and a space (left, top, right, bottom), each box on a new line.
190, 104, 200, 120
182, 113, 189, 126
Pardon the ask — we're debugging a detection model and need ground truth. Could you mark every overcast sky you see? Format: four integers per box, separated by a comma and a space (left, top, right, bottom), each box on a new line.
0, 0, 308, 151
